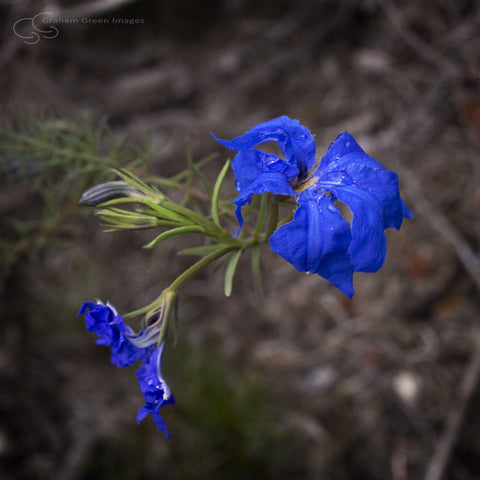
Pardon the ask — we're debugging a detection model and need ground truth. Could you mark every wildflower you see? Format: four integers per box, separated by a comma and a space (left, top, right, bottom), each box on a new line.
214, 117, 413, 297
136, 343, 174, 438
211, 115, 316, 228
77, 301, 154, 367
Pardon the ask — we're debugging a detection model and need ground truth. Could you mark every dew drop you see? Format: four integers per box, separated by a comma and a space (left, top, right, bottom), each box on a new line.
235, 180, 242, 192
327, 203, 337, 213
266, 158, 284, 172
147, 379, 153, 386
345, 141, 350, 148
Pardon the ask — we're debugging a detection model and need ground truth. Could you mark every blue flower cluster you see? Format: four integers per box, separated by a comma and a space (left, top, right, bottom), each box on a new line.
77, 301, 174, 438
214, 116, 413, 298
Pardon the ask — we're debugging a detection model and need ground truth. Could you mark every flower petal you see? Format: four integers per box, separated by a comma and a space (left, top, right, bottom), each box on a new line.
135, 344, 174, 436
77, 300, 152, 368
269, 190, 355, 298
231, 150, 297, 230
212, 115, 316, 176
318, 132, 385, 172
317, 132, 412, 272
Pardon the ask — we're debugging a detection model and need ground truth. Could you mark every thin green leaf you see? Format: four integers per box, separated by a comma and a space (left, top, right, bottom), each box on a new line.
170, 153, 219, 183
143, 226, 204, 249
211, 159, 231, 229
173, 295, 179, 346
113, 169, 163, 198
224, 248, 243, 297
253, 194, 269, 240
186, 141, 212, 197
250, 244, 263, 298
179, 244, 227, 256
143, 200, 193, 223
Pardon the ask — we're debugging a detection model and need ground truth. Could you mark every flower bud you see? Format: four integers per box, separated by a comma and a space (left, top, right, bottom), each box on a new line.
79, 181, 141, 206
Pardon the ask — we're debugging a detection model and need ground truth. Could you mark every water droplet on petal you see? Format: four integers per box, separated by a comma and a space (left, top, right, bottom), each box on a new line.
235, 180, 242, 192
327, 203, 337, 213
147, 379, 153, 386
345, 141, 350, 148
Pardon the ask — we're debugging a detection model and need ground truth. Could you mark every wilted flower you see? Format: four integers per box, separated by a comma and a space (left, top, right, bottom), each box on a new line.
77, 301, 154, 367
136, 343, 174, 438
78, 298, 175, 436
214, 116, 413, 297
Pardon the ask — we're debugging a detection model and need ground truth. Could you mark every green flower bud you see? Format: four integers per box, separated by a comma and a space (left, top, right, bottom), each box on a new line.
79, 181, 141, 206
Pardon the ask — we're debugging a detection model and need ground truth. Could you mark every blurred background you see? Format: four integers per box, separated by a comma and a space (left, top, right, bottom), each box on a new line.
1, 0, 480, 479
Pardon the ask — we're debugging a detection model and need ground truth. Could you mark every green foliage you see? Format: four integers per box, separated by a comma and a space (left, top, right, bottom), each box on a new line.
0, 114, 152, 274
0, 112, 276, 317
86, 161, 278, 318
1, 114, 151, 195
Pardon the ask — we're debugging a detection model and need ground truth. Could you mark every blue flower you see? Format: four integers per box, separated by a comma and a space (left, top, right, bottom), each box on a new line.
136, 343, 174, 438
212, 115, 316, 229
77, 301, 154, 368
214, 117, 413, 297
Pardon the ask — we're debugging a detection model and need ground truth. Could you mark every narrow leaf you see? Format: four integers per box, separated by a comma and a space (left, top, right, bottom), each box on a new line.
211, 159, 231, 229
179, 244, 225, 256
224, 248, 243, 297
143, 226, 204, 249
143, 199, 193, 223
173, 295, 179, 346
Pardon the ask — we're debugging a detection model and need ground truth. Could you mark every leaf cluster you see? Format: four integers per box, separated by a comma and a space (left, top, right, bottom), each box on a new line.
0, 114, 152, 274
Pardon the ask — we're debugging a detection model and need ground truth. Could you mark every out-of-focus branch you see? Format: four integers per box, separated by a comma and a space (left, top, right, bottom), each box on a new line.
46, 0, 139, 19
378, 0, 473, 79
393, 161, 480, 292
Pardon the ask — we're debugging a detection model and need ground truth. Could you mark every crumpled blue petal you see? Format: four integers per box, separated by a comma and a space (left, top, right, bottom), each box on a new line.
77, 301, 153, 368
317, 132, 413, 272
136, 343, 174, 438
269, 189, 355, 298
212, 115, 316, 176
230, 150, 297, 230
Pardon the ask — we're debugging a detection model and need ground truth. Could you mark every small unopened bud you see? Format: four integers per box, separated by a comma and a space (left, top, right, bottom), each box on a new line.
79, 181, 141, 206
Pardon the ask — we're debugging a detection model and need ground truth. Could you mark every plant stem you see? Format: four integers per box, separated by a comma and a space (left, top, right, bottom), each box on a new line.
169, 244, 240, 291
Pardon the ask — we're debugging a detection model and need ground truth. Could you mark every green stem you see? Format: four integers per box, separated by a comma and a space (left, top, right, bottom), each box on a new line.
263, 196, 279, 241
123, 244, 240, 318
169, 244, 239, 291
253, 194, 269, 241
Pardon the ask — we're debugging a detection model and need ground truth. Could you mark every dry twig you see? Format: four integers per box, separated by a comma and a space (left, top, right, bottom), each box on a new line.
393, 162, 480, 292
378, 0, 466, 78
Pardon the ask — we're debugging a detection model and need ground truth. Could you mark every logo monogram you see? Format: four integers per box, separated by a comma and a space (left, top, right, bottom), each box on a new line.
13, 12, 59, 45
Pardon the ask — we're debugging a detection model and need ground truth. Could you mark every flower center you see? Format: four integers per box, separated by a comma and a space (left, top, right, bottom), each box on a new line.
293, 175, 319, 194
